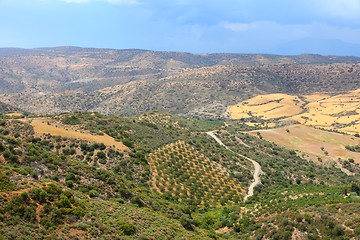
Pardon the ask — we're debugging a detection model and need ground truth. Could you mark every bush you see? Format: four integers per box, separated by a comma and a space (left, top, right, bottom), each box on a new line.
2, 149, 11, 159
30, 188, 48, 203
98, 143, 106, 150
89, 190, 99, 198
180, 215, 193, 230
62, 115, 80, 125
123, 139, 134, 148
131, 196, 144, 207
0, 171, 15, 191
118, 219, 136, 235
58, 194, 72, 208
96, 151, 106, 159
0, 142, 5, 152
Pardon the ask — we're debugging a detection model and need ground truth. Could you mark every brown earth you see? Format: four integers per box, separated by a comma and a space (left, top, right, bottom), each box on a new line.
248, 125, 360, 163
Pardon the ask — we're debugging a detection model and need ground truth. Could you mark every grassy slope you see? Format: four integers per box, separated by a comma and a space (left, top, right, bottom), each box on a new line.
0, 112, 359, 239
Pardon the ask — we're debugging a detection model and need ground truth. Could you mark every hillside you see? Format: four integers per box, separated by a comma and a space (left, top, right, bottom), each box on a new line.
248, 125, 360, 174
0, 47, 360, 118
0, 111, 359, 239
1, 47, 360, 239
228, 88, 360, 135
0, 100, 23, 114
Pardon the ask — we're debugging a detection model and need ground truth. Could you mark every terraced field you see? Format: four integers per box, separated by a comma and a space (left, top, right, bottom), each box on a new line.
228, 89, 360, 135
148, 140, 244, 206
228, 93, 305, 120
288, 89, 360, 135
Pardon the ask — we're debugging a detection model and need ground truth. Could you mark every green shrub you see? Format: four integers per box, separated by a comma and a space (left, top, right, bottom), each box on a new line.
30, 188, 48, 203
2, 149, 11, 159
96, 151, 106, 159
62, 115, 80, 125
117, 219, 136, 235
89, 190, 99, 198
123, 139, 134, 148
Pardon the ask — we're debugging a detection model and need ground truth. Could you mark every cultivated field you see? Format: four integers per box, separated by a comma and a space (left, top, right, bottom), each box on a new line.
25, 118, 128, 151
228, 93, 305, 120
148, 140, 244, 206
138, 112, 182, 129
228, 89, 360, 135
248, 125, 360, 164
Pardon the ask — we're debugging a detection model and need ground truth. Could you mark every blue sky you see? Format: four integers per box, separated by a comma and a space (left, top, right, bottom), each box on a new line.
1, 0, 360, 56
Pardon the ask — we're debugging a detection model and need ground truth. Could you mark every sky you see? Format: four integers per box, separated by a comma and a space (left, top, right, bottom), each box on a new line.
1, 0, 360, 56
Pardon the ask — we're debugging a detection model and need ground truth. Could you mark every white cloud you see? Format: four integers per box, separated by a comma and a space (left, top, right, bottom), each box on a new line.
60, 0, 138, 4
106, 0, 138, 4
61, 0, 90, 3
315, 0, 360, 20
221, 21, 360, 44
222, 22, 253, 32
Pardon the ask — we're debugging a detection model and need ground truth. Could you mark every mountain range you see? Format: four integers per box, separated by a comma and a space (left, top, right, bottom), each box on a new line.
1, 47, 360, 118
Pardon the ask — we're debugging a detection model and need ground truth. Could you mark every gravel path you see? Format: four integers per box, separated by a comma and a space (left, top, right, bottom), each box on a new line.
206, 131, 262, 201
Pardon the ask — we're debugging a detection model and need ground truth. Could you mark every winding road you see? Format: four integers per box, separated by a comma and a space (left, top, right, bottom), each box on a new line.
206, 131, 262, 202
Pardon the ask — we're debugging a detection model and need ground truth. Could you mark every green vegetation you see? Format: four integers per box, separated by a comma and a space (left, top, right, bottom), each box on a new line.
214, 126, 359, 188
148, 140, 244, 206
345, 144, 360, 152
0, 112, 359, 239
61, 115, 81, 125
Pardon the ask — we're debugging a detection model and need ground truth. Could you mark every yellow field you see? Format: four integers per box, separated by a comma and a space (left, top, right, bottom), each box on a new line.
228, 93, 304, 120
302, 93, 330, 102
25, 118, 128, 151
228, 89, 360, 135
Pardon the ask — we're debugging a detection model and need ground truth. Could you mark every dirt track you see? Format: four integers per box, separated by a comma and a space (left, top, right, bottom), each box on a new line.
206, 131, 262, 201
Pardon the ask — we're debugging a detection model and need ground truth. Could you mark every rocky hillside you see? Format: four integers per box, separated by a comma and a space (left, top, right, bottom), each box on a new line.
0, 47, 360, 118
0, 101, 23, 114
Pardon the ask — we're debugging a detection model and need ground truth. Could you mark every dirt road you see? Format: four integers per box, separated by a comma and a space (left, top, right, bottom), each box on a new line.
206, 131, 262, 201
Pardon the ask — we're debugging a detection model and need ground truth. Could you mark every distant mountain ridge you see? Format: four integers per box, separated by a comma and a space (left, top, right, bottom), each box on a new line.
1, 46, 360, 63
0, 47, 359, 118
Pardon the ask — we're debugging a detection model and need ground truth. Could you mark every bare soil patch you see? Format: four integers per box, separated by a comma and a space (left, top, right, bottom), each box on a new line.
25, 118, 128, 151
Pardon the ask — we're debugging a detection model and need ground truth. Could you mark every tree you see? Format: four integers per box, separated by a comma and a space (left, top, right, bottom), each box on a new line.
351, 182, 360, 195
123, 139, 134, 148
2, 149, 11, 159
180, 215, 193, 230
96, 151, 106, 159
117, 219, 136, 235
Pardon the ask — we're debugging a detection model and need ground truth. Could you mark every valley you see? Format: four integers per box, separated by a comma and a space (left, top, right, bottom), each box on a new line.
1, 110, 358, 239
0, 48, 360, 239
